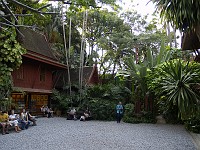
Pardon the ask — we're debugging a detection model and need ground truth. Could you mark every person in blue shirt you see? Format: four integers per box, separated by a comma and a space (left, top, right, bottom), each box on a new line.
116, 102, 123, 123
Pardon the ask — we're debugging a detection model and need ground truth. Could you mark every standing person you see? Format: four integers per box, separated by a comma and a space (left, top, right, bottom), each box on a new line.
0, 110, 10, 135
116, 102, 123, 123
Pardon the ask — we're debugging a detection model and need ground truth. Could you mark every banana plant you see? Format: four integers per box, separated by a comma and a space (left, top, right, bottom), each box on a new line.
117, 40, 171, 101
146, 40, 171, 69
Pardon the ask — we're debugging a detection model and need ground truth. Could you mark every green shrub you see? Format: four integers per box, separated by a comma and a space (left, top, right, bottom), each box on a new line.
142, 111, 156, 123
185, 117, 200, 133
123, 103, 141, 124
88, 98, 117, 121
123, 116, 141, 124
51, 90, 71, 113
123, 103, 156, 124
124, 103, 134, 116
86, 84, 131, 102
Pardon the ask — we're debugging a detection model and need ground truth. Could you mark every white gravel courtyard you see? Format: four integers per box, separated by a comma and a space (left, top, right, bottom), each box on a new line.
0, 117, 196, 150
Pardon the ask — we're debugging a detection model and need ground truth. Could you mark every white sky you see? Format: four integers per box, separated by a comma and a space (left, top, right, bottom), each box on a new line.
120, 0, 156, 17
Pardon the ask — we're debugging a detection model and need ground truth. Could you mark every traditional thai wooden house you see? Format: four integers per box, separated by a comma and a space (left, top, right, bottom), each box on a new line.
54, 64, 99, 90
181, 25, 200, 62
11, 28, 67, 114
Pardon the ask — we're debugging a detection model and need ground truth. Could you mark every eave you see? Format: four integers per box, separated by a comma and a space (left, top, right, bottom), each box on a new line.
23, 51, 67, 69
13, 87, 52, 94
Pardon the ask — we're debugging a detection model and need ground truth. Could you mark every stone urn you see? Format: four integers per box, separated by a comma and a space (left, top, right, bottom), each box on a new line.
56, 110, 61, 117
156, 115, 166, 124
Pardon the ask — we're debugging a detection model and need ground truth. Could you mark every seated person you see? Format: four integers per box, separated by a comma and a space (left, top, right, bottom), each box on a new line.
0, 110, 10, 135
67, 108, 76, 120
47, 108, 54, 118
80, 109, 91, 121
27, 111, 37, 126
80, 115, 85, 121
84, 109, 92, 120
41, 105, 48, 117
20, 109, 30, 130
9, 110, 21, 133
41, 105, 45, 114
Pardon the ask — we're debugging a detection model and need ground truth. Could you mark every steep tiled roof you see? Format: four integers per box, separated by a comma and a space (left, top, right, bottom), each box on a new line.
18, 28, 66, 68
53, 67, 94, 89
19, 28, 56, 60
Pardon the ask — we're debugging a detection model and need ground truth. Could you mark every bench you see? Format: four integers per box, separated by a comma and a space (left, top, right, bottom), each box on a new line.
0, 120, 36, 134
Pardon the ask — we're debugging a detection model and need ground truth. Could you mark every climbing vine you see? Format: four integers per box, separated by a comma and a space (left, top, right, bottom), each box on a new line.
0, 28, 26, 99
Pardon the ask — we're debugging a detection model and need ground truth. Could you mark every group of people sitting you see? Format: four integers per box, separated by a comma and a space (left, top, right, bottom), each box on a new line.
67, 107, 91, 121
0, 109, 37, 135
40, 105, 54, 118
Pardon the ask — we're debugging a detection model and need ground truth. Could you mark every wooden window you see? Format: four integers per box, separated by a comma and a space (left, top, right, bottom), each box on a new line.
17, 65, 24, 79
40, 67, 45, 82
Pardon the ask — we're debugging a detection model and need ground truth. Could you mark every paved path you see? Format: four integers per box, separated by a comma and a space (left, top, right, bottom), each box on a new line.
0, 117, 197, 150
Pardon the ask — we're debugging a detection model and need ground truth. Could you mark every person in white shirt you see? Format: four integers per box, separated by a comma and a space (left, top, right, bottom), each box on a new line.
9, 110, 21, 132
67, 108, 77, 120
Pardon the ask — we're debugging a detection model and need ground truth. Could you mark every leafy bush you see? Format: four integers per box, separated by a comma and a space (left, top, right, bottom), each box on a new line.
51, 90, 71, 113
86, 84, 131, 102
123, 105, 139, 123
87, 98, 117, 121
123, 117, 141, 124
123, 116, 156, 124
79, 84, 131, 121
123, 103, 134, 118
122, 103, 156, 124
0, 75, 13, 101
52, 83, 131, 120
185, 116, 200, 133
147, 59, 200, 120
162, 105, 183, 124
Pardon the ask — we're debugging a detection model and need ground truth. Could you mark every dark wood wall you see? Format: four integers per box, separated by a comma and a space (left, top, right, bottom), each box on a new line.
12, 58, 53, 90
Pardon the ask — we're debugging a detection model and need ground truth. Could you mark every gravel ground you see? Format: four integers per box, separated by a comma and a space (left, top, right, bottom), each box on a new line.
0, 117, 196, 150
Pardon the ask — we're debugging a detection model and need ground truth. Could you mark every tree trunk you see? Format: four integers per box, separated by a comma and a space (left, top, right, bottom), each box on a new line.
167, 22, 172, 48
174, 27, 177, 48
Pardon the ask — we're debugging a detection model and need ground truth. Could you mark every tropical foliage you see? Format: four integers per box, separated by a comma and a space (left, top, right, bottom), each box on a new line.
185, 116, 200, 133
0, 75, 13, 101
51, 89, 71, 112
147, 59, 200, 120
150, 0, 200, 30
118, 41, 171, 102
1, 0, 199, 133
82, 84, 131, 120
52, 84, 131, 119
0, 28, 26, 100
